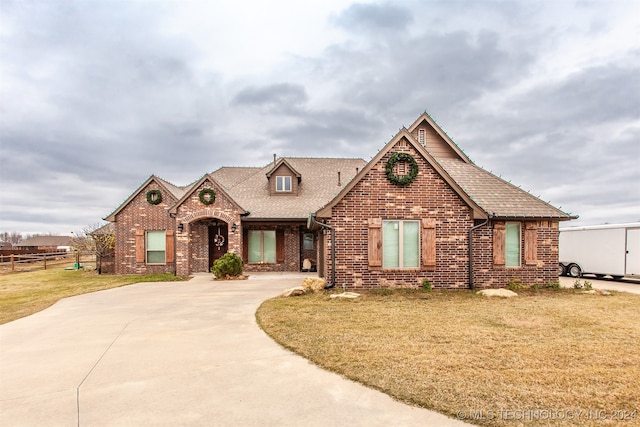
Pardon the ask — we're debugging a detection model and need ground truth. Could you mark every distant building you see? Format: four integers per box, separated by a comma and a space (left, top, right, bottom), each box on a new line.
15, 236, 72, 252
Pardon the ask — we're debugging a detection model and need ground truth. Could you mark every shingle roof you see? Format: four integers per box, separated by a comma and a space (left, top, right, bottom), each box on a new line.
17, 236, 72, 247
436, 158, 572, 219
211, 158, 366, 219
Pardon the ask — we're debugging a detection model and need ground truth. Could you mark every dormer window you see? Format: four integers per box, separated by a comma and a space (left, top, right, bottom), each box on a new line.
276, 176, 292, 192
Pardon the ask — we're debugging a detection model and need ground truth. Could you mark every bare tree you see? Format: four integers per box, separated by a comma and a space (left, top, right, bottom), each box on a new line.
0, 231, 24, 245
71, 223, 114, 274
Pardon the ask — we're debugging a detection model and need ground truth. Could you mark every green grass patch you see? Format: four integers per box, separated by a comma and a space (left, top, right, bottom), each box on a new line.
0, 268, 186, 324
257, 289, 640, 426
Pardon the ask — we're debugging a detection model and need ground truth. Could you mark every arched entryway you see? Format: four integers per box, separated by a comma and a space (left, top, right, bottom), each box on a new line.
174, 207, 242, 276
188, 218, 230, 273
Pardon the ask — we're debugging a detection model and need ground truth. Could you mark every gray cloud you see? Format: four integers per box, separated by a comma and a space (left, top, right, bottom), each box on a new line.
1, 0, 638, 233
232, 83, 309, 111
331, 2, 413, 32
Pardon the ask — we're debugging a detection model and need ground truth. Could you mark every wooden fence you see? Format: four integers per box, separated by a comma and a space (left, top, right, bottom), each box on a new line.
0, 251, 96, 273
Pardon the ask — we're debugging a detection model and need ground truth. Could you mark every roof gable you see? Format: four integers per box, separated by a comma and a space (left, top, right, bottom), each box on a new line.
168, 174, 247, 215
315, 112, 575, 221
315, 128, 486, 219
407, 112, 471, 162
266, 158, 302, 180
104, 175, 183, 222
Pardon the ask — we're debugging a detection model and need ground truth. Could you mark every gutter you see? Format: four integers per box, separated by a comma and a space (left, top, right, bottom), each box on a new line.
309, 215, 336, 289
468, 217, 490, 290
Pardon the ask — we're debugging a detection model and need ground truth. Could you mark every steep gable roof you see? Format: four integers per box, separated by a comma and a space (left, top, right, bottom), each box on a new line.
265, 158, 302, 180
104, 175, 189, 221
317, 113, 575, 221
167, 174, 247, 215
408, 111, 471, 162
316, 129, 486, 219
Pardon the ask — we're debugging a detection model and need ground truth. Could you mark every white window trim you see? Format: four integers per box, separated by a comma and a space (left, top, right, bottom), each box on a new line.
276, 176, 292, 192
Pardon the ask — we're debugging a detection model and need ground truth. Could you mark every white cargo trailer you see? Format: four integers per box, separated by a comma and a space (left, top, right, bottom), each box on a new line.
559, 222, 640, 279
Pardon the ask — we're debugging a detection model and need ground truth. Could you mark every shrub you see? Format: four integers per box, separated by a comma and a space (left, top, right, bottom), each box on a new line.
507, 277, 525, 291
545, 280, 561, 290
211, 252, 243, 278
421, 278, 432, 293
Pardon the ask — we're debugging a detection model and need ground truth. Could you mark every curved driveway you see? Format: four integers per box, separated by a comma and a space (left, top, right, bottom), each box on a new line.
0, 273, 467, 426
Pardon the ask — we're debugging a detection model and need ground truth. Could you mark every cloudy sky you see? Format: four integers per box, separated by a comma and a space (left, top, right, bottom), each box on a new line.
1, 0, 638, 235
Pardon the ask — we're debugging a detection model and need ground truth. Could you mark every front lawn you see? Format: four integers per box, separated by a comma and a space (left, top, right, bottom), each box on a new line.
0, 268, 186, 324
257, 289, 640, 426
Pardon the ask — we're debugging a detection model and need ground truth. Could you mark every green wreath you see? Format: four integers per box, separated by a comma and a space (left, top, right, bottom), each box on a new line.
198, 188, 216, 205
385, 152, 419, 186
146, 189, 163, 205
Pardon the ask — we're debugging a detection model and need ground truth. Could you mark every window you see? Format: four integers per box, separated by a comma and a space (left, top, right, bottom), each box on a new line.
303, 233, 314, 250
418, 128, 426, 145
276, 176, 292, 192
505, 222, 521, 267
146, 231, 166, 264
382, 220, 419, 269
248, 230, 276, 263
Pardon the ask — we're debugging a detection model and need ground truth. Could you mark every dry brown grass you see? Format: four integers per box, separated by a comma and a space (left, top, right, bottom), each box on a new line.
257, 289, 640, 426
0, 267, 186, 324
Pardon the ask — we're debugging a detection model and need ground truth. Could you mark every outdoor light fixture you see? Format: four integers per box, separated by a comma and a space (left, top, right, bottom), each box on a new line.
177, 223, 184, 233
231, 223, 237, 233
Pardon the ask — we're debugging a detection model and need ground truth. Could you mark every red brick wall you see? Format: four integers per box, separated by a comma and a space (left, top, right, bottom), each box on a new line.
174, 180, 243, 275
325, 142, 474, 289
323, 142, 560, 289
114, 181, 176, 274
472, 220, 559, 288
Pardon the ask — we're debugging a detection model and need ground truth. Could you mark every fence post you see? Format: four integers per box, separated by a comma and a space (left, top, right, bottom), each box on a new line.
11, 254, 15, 271
44, 253, 47, 270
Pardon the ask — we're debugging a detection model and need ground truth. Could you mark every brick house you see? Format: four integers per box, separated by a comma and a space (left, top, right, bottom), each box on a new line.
105, 112, 574, 288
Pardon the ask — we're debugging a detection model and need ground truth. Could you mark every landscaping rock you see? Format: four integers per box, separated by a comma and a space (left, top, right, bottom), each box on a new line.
600, 290, 612, 296
477, 289, 518, 298
302, 277, 326, 292
579, 290, 597, 294
282, 286, 306, 297
330, 292, 361, 299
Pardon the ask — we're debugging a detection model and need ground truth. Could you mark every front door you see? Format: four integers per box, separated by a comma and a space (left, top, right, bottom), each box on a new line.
209, 224, 228, 270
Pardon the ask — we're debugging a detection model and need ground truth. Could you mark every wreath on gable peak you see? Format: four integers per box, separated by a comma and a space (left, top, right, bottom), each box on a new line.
198, 188, 216, 205
385, 152, 419, 186
146, 189, 163, 205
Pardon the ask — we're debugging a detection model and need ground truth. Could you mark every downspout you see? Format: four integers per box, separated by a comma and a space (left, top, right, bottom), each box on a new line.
309, 215, 336, 289
468, 217, 490, 290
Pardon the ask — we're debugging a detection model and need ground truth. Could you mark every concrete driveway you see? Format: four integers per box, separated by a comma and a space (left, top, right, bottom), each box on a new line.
559, 276, 640, 294
0, 273, 467, 426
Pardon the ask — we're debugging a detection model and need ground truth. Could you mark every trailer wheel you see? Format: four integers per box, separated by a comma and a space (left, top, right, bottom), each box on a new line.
558, 263, 567, 276
612, 275, 624, 281
567, 263, 582, 278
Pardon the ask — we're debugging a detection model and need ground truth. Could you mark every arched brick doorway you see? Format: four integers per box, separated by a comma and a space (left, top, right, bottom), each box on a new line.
188, 218, 229, 273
